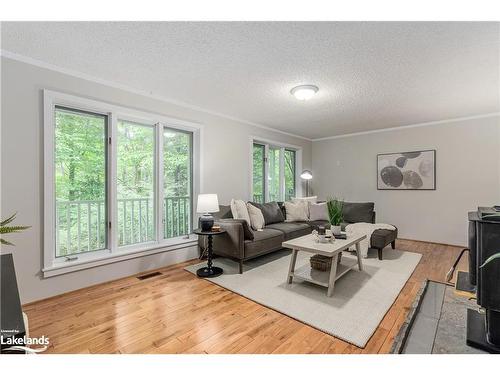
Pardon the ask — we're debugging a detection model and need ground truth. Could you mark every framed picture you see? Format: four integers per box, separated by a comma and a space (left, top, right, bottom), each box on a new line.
377, 150, 436, 190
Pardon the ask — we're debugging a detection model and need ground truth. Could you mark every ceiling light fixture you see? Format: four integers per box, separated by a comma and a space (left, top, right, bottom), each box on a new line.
290, 85, 319, 101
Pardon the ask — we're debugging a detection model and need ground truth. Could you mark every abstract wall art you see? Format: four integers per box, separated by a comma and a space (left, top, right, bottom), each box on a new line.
377, 150, 436, 190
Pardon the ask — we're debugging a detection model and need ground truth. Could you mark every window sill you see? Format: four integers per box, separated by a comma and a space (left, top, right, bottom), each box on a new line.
42, 237, 198, 278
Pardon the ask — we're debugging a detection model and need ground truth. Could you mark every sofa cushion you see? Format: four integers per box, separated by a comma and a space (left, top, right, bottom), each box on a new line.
292, 196, 318, 204
284, 201, 309, 222
343, 202, 375, 223
309, 202, 329, 221
277, 202, 287, 220
218, 218, 254, 241
231, 199, 251, 225
214, 205, 233, 219
247, 203, 265, 231
265, 222, 311, 240
244, 228, 284, 258
249, 201, 285, 225
371, 228, 398, 249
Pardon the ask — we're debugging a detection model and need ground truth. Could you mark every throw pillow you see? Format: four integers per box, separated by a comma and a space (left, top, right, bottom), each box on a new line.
248, 201, 285, 225
342, 202, 375, 223
284, 201, 309, 222
277, 201, 287, 220
230, 199, 251, 226
216, 205, 233, 219
246, 203, 265, 231
292, 196, 318, 204
309, 202, 329, 221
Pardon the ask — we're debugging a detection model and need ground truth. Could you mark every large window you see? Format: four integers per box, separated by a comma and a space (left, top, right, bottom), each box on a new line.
44, 90, 199, 275
252, 141, 298, 202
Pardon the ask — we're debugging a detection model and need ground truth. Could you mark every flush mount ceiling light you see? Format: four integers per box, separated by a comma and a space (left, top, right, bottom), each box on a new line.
290, 85, 319, 101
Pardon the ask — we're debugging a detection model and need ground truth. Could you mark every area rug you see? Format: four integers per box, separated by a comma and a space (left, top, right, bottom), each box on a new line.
185, 248, 421, 348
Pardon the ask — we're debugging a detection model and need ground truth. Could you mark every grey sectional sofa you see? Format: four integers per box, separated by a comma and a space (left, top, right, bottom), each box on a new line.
198, 201, 397, 273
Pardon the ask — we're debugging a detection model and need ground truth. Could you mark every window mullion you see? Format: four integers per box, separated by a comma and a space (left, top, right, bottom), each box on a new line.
188, 132, 194, 235
264, 144, 270, 202
108, 112, 118, 252
279, 147, 285, 201
292, 150, 297, 198
156, 123, 164, 242
249, 141, 254, 201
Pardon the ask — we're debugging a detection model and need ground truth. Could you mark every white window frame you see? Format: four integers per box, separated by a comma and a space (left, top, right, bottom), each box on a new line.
43, 90, 202, 277
249, 136, 302, 202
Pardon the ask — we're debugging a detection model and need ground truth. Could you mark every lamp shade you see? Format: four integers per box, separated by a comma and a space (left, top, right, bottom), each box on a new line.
300, 170, 313, 180
196, 194, 219, 213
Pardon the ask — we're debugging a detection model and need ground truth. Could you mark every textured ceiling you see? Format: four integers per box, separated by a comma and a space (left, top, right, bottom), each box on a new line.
1, 22, 499, 139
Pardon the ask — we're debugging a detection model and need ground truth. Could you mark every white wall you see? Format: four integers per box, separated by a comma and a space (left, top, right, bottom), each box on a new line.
0, 57, 312, 303
312, 115, 500, 247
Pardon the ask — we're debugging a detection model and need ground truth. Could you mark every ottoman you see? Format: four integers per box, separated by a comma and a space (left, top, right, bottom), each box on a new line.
371, 227, 398, 260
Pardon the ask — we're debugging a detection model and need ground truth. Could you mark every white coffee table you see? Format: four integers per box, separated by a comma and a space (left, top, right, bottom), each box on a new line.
282, 233, 366, 297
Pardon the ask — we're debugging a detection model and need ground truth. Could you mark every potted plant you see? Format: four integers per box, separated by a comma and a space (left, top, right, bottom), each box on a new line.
1, 213, 30, 246
327, 198, 344, 236
0, 213, 30, 354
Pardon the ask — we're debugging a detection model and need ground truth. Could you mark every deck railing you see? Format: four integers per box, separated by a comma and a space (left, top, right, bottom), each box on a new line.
252, 194, 264, 203
163, 196, 191, 240
56, 196, 191, 257
253, 192, 295, 203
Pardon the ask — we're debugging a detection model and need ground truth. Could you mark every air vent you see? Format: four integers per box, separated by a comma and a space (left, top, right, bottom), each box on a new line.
136, 271, 162, 280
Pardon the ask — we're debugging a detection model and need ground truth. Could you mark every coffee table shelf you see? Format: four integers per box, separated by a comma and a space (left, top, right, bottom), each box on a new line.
292, 257, 359, 288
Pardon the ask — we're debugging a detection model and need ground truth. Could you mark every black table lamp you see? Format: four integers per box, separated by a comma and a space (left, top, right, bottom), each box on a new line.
197, 194, 219, 231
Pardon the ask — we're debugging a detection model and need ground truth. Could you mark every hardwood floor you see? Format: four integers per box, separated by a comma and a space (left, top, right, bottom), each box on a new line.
23, 239, 468, 354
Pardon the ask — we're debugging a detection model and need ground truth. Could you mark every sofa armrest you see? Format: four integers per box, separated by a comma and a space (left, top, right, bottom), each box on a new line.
211, 219, 245, 260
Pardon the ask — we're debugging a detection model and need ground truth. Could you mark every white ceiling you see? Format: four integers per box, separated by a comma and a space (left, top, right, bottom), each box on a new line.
2, 22, 499, 139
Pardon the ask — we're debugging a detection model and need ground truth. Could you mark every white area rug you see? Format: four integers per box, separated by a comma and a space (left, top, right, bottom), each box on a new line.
185, 248, 421, 347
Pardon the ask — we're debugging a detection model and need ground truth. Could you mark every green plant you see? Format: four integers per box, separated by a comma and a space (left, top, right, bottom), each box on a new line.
326, 198, 344, 226
480, 252, 500, 268
1, 213, 30, 246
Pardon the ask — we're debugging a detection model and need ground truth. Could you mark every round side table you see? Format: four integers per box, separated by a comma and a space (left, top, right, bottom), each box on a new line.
194, 229, 226, 278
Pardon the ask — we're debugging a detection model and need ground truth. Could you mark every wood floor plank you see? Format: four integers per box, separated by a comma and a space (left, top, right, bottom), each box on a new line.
270, 326, 327, 354
184, 310, 282, 354
23, 239, 464, 354
236, 317, 304, 354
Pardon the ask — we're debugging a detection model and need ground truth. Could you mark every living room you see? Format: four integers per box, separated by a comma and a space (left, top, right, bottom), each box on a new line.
1, 1, 500, 372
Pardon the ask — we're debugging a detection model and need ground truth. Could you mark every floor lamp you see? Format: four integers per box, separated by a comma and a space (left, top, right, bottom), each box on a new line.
300, 170, 313, 197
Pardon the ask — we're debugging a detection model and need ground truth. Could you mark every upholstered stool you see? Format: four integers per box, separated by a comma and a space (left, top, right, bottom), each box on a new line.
370, 227, 398, 260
